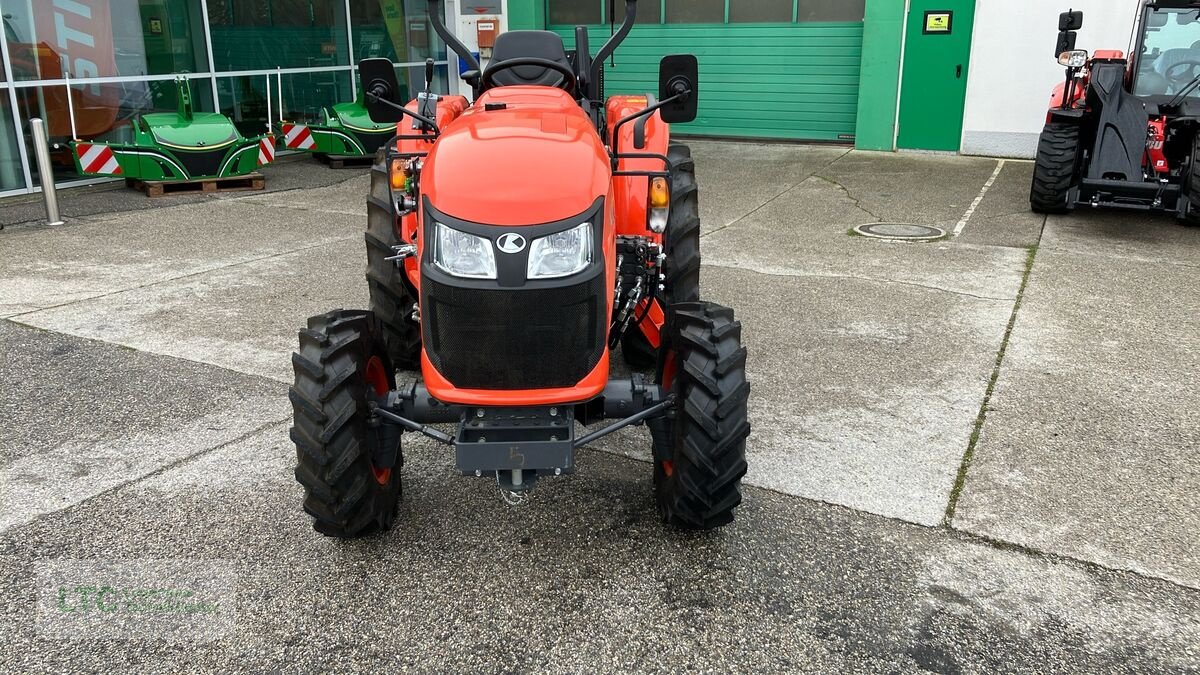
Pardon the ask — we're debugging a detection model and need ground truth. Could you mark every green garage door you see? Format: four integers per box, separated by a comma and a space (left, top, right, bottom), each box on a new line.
549, 0, 865, 141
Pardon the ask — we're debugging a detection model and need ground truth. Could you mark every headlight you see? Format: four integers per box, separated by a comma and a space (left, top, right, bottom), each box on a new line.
433, 222, 497, 279
1058, 50, 1088, 68
527, 222, 593, 279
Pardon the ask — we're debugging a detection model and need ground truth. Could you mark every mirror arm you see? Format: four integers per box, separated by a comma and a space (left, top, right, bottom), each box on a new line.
367, 90, 441, 135
609, 90, 686, 167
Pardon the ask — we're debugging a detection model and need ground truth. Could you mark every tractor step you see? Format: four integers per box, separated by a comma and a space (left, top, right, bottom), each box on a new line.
314, 153, 375, 170
125, 173, 265, 198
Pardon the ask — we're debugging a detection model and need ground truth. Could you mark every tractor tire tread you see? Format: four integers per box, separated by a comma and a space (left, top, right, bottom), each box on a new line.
1031, 123, 1080, 214
366, 148, 422, 371
656, 301, 750, 530
290, 309, 400, 538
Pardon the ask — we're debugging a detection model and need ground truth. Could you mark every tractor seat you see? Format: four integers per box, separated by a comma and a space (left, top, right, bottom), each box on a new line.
487, 31, 572, 88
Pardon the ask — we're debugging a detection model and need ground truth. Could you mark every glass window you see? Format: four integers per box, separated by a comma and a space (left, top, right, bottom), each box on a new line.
1134, 8, 1200, 97
0, 96, 23, 191
549, 0, 605, 26
351, 1, 446, 64
3, 0, 208, 81
665, 0, 725, 24
797, 0, 865, 23
14, 79, 215, 188
730, 0, 793, 23
208, 0, 349, 71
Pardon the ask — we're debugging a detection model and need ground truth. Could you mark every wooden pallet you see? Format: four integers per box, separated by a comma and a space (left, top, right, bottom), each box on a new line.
314, 153, 375, 170
126, 173, 265, 198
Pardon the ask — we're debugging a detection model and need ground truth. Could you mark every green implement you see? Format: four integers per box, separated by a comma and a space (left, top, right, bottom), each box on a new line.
70, 78, 274, 182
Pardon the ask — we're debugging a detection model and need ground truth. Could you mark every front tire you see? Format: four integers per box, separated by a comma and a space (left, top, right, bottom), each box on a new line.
1182, 134, 1200, 226
1030, 123, 1081, 214
654, 302, 750, 530
290, 310, 401, 538
366, 148, 422, 371
622, 142, 702, 369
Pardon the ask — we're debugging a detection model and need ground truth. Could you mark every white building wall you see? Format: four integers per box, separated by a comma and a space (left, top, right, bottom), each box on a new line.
960, 0, 1137, 158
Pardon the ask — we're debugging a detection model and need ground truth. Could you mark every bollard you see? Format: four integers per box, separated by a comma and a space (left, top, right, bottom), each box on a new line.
29, 118, 65, 226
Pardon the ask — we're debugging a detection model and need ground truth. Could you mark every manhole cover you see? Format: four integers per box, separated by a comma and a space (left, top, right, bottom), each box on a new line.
854, 222, 946, 242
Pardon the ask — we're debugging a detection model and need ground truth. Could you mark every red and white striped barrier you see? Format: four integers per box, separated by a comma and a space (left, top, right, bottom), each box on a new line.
258, 137, 276, 166
75, 143, 122, 175
282, 123, 315, 150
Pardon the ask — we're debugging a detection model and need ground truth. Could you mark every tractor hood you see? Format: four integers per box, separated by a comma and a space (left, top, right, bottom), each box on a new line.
143, 112, 241, 149
421, 87, 611, 226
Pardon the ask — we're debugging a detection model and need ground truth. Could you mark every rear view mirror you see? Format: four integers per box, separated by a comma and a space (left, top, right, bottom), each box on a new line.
1059, 10, 1083, 31
1178, 10, 1199, 25
1055, 31, 1078, 59
658, 54, 698, 124
359, 58, 405, 124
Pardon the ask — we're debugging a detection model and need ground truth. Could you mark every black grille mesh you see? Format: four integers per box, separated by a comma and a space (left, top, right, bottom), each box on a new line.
175, 147, 233, 178
423, 275, 606, 390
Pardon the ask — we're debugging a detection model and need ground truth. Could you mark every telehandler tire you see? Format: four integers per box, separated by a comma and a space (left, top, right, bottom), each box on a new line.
366, 148, 422, 371
1030, 123, 1081, 214
290, 310, 401, 538
623, 142, 702, 369
1182, 135, 1200, 226
653, 302, 750, 530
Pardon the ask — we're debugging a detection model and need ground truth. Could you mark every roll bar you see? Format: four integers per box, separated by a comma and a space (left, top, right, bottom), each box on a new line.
591, 0, 638, 89
426, 0, 481, 75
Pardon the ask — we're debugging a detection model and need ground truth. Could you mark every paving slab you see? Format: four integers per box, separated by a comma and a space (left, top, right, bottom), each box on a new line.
0, 320, 286, 533
14, 237, 368, 383
0, 198, 359, 319
818, 151, 1002, 228
702, 172, 1028, 302
953, 160, 1046, 249
1, 425, 1197, 673
0, 155, 365, 229
687, 141, 850, 234
596, 262, 1015, 527
954, 218, 1200, 589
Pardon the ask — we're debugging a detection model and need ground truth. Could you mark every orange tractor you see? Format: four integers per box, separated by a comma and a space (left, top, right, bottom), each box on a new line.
290, 0, 750, 537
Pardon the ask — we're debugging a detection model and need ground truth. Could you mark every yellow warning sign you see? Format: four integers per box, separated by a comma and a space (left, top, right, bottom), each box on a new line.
925, 12, 952, 34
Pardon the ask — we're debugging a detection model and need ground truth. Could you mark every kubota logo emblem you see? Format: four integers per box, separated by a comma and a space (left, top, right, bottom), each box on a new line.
497, 233, 527, 254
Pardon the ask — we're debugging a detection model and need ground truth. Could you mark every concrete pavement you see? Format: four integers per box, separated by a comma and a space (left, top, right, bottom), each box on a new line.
1, 142, 1198, 672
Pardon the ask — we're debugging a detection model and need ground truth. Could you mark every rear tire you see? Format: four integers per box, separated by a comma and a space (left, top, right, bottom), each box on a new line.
622, 142, 702, 369
366, 148, 422, 371
1030, 123, 1081, 214
1182, 134, 1200, 226
290, 310, 401, 538
654, 302, 750, 530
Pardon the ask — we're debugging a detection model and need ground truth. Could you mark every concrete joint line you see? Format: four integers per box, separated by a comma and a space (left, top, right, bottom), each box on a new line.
953, 160, 1006, 237
943, 234, 1044, 526
6, 235, 359, 321
2, 416, 290, 534
702, 262, 1016, 302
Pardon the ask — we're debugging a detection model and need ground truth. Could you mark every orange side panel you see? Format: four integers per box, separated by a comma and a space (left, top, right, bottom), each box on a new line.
606, 95, 670, 244
396, 95, 470, 291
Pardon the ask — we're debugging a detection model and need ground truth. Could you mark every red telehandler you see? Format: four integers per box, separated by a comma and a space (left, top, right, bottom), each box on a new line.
1032, 1, 1200, 224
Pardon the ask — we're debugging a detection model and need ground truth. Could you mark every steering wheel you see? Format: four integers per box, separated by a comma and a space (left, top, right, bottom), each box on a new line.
481, 57, 577, 95
1165, 60, 1200, 90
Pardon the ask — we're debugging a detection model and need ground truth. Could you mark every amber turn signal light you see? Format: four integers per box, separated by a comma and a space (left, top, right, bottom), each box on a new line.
649, 177, 670, 208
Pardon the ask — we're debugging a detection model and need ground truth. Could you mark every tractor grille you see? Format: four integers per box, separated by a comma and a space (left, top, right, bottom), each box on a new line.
422, 274, 606, 390
174, 147, 232, 178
